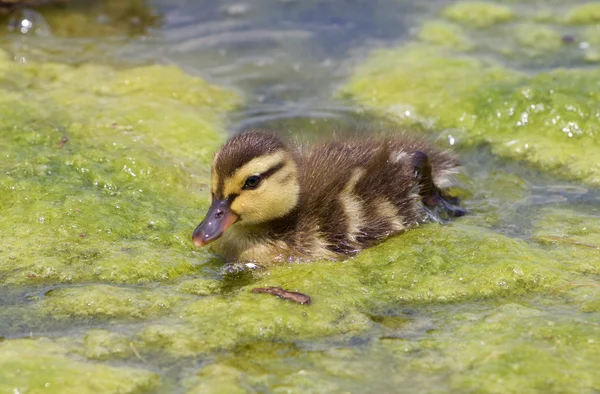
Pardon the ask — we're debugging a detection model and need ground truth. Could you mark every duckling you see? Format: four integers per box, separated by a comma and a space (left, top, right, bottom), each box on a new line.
192, 130, 464, 264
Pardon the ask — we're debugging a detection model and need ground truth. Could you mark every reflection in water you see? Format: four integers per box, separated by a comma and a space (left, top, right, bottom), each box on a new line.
1, 0, 161, 37
0, 0, 60, 14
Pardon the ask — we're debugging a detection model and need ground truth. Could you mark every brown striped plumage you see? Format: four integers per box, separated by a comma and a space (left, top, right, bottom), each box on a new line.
192, 130, 463, 264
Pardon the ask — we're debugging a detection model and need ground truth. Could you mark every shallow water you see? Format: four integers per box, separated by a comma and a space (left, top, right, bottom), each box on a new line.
1, 1, 599, 393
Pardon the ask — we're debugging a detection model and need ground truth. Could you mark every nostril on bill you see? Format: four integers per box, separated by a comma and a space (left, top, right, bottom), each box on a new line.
215, 209, 224, 219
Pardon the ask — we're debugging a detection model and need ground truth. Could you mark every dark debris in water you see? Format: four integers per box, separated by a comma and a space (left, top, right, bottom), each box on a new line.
252, 287, 312, 305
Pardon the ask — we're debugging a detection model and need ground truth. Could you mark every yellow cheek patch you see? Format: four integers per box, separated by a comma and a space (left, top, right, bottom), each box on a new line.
229, 196, 246, 216
228, 161, 299, 224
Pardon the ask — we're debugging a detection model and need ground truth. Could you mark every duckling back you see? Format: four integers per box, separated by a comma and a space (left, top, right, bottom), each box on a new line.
293, 136, 460, 256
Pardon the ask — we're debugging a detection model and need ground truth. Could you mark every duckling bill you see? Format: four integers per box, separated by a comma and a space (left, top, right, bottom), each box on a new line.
193, 130, 464, 264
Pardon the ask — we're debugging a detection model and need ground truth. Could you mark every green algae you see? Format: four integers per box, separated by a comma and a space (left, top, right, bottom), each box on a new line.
0, 338, 158, 393
442, 2, 515, 28
413, 2, 600, 66
438, 303, 600, 393
177, 278, 222, 296
532, 207, 600, 278
583, 25, 600, 63
0, 48, 238, 286
513, 23, 562, 52
342, 44, 600, 186
42, 284, 187, 319
183, 302, 599, 393
417, 21, 474, 51
586, 24, 600, 45
0, 48, 239, 391
552, 279, 600, 313
530, 208, 600, 314
563, 3, 600, 25
534, 208, 600, 249
187, 365, 249, 394
83, 329, 134, 360
342, 44, 519, 127
11, 217, 569, 362
186, 364, 250, 394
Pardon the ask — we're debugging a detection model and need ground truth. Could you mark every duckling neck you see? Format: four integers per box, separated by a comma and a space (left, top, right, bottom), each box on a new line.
263, 204, 301, 235
211, 206, 302, 263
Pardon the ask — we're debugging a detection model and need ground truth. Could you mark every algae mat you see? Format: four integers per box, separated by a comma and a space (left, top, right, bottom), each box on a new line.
1, 1, 600, 393
342, 1, 600, 187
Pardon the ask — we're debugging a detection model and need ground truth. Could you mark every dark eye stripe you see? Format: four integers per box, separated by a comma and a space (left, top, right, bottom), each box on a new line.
221, 161, 287, 198
261, 161, 285, 179
227, 193, 239, 202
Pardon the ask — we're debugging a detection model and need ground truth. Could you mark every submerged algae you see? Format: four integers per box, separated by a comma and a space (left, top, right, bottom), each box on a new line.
42, 284, 188, 319
83, 329, 135, 360
442, 2, 514, 28
534, 207, 600, 249
417, 21, 474, 51
563, 3, 600, 25
0, 338, 158, 394
438, 303, 600, 393
187, 364, 249, 394
184, 303, 599, 393
513, 23, 562, 52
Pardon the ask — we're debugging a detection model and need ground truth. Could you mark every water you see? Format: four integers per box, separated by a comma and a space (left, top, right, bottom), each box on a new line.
1, 1, 599, 393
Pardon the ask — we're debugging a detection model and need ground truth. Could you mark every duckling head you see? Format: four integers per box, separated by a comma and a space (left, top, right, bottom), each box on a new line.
192, 131, 300, 247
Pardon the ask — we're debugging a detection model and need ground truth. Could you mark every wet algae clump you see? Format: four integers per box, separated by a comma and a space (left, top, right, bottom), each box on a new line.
0, 338, 159, 393
417, 21, 475, 51
442, 1, 514, 28
42, 284, 189, 320
563, 3, 600, 25
0, 52, 238, 287
181, 302, 600, 393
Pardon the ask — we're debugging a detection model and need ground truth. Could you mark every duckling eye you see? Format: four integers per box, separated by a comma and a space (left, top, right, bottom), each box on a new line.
243, 175, 262, 190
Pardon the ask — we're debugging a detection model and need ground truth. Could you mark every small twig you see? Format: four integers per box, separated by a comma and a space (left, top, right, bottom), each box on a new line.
130, 342, 147, 363
252, 287, 311, 305
532, 235, 599, 249
550, 282, 600, 295
58, 136, 69, 149
481, 350, 506, 364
